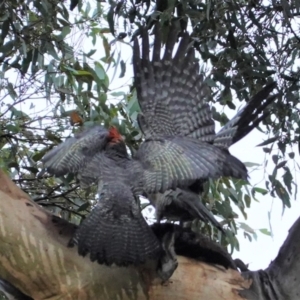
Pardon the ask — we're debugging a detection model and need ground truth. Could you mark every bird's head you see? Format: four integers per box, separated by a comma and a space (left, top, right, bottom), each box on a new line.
106, 126, 128, 157
108, 126, 123, 144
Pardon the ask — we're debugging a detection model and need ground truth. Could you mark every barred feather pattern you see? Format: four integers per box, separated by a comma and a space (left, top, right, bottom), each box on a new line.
41, 125, 247, 263
133, 22, 278, 226
70, 181, 162, 266
133, 24, 216, 141
41, 21, 278, 264
214, 82, 278, 149
134, 136, 248, 194
43, 127, 248, 195
41, 126, 109, 178
42, 127, 162, 266
133, 23, 277, 147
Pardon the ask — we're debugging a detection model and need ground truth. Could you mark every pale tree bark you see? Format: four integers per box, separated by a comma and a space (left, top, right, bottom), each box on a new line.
0, 169, 298, 300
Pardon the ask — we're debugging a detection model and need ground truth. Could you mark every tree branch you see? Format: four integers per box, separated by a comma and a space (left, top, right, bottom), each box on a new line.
241, 215, 300, 299
1, 169, 300, 299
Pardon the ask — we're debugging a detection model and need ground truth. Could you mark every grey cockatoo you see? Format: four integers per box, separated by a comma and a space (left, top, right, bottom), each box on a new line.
41, 22, 277, 269
133, 22, 277, 226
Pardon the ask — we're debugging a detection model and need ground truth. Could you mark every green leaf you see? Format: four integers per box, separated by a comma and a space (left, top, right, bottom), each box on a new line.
102, 35, 110, 59
226, 230, 240, 253
205, 78, 218, 87
86, 49, 97, 57
75, 70, 93, 76
283, 168, 293, 194
239, 222, 255, 234
94, 61, 105, 80
0, 40, 15, 55
77, 202, 90, 212
276, 160, 287, 169
6, 124, 19, 133
274, 180, 291, 208
107, 5, 115, 36
45, 131, 62, 143
21, 49, 33, 74
1, 19, 10, 41
57, 18, 70, 26
243, 162, 260, 168
46, 41, 59, 60
60, 26, 71, 40
244, 232, 252, 242
119, 60, 126, 78
278, 141, 286, 155
22, 166, 39, 174
253, 187, 268, 195
257, 136, 278, 147
111, 91, 125, 97
259, 228, 271, 236
32, 149, 48, 162
244, 194, 251, 208
31, 48, 39, 74
10, 106, 30, 119
272, 155, 279, 164
111, 51, 121, 83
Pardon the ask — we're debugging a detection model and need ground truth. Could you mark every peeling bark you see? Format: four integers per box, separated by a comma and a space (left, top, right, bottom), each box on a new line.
0, 169, 299, 299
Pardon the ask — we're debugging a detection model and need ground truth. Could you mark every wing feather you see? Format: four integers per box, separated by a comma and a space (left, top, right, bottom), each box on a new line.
133, 22, 216, 139
136, 136, 248, 194
41, 126, 109, 177
70, 181, 162, 266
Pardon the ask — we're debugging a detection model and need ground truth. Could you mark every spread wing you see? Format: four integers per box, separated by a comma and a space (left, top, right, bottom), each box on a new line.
41, 126, 110, 179
135, 136, 248, 194
42, 127, 162, 266
41, 125, 130, 189
70, 181, 162, 266
133, 22, 216, 141
133, 21, 277, 227
134, 22, 277, 148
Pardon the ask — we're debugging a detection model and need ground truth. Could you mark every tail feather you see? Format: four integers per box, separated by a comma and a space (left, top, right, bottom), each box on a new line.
222, 152, 249, 181
133, 22, 216, 140
69, 183, 161, 266
149, 189, 224, 232
214, 82, 277, 148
